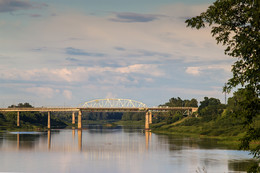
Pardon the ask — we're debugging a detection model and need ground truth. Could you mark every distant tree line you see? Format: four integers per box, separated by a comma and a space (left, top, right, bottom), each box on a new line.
0, 103, 66, 130
8, 102, 33, 108
2, 94, 253, 131
160, 97, 198, 107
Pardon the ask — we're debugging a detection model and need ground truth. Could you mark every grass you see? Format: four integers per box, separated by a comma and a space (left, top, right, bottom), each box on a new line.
150, 116, 257, 149
151, 128, 243, 149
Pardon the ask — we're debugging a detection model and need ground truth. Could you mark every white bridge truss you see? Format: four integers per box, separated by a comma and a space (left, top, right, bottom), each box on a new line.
81, 99, 147, 108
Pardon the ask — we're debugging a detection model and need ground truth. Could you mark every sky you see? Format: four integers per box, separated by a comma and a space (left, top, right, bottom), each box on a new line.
0, 0, 235, 107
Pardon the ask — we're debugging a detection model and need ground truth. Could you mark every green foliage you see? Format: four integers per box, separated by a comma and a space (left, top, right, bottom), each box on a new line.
166, 113, 183, 124
198, 97, 221, 112
247, 162, 260, 173
85, 112, 123, 121
178, 117, 200, 126
162, 97, 198, 107
8, 102, 33, 108
185, 0, 259, 91
227, 88, 260, 160
121, 112, 144, 121
198, 97, 226, 121
186, 0, 260, 165
153, 112, 168, 123
0, 109, 67, 130
152, 96, 249, 138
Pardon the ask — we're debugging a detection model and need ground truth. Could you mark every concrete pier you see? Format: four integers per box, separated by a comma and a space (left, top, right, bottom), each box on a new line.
72, 112, 75, 124
78, 110, 82, 129
17, 112, 20, 127
149, 111, 152, 124
48, 112, 51, 129
145, 112, 149, 130
0, 104, 199, 130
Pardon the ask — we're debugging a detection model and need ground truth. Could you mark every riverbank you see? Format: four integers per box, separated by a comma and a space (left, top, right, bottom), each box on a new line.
150, 128, 243, 149
150, 116, 260, 149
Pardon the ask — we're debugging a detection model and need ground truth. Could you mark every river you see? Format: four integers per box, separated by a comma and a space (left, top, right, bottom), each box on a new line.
0, 125, 255, 173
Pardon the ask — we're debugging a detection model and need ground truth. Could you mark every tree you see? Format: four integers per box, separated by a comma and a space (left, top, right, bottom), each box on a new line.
198, 97, 225, 121
186, 0, 259, 92
163, 97, 198, 107
198, 97, 222, 114
185, 0, 260, 168
185, 98, 198, 107
132, 113, 141, 121
8, 102, 33, 108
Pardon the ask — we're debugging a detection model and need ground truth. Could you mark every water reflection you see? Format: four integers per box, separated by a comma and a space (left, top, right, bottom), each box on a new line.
9, 132, 43, 150
78, 129, 82, 151
0, 126, 256, 173
145, 131, 151, 150
158, 134, 238, 151
0, 128, 249, 153
228, 160, 258, 172
47, 130, 51, 150
17, 133, 19, 150
72, 127, 75, 139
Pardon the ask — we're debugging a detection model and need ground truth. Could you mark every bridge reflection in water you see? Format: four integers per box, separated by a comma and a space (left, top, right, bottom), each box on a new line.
13, 128, 152, 153
1, 128, 254, 173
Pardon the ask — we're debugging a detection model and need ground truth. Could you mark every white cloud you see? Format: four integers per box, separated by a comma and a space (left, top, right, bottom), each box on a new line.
25, 87, 59, 98
186, 67, 200, 76
0, 67, 88, 82
115, 64, 164, 77
186, 64, 231, 76
0, 64, 163, 85
0, 2, 234, 106
0, 3, 227, 67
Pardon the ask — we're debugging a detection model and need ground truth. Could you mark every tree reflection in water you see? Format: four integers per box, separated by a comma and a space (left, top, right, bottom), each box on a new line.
0, 126, 256, 173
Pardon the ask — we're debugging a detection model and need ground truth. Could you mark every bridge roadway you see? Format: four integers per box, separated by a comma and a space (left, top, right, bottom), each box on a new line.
0, 107, 198, 130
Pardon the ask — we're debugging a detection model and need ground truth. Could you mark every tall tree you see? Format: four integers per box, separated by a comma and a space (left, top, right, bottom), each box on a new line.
185, 0, 260, 168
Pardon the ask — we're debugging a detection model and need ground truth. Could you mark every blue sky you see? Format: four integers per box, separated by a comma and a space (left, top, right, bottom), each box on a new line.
0, 0, 235, 107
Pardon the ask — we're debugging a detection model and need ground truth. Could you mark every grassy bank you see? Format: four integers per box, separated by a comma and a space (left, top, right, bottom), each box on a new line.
150, 116, 260, 149
151, 117, 246, 138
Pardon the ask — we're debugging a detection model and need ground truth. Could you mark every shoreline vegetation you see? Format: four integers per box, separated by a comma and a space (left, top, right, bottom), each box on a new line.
0, 97, 259, 150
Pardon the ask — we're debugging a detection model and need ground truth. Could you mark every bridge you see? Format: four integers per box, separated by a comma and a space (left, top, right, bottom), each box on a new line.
0, 98, 198, 130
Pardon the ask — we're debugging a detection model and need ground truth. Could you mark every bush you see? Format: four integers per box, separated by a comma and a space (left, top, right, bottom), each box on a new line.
179, 117, 200, 126
166, 114, 183, 124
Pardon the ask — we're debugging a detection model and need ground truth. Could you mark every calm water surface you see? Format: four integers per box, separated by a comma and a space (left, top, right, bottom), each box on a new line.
0, 126, 255, 173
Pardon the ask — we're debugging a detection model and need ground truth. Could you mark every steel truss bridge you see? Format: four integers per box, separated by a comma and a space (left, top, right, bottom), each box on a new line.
0, 98, 198, 129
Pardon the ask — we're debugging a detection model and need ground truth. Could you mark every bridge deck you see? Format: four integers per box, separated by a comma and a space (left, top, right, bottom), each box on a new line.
0, 107, 197, 112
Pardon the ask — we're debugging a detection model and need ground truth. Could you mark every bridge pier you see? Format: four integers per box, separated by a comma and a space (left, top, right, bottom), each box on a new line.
145, 112, 149, 130
78, 110, 82, 129
48, 112, 51, 129
17, 112, 20, 127
72, 112, 75, 124
149, 111, 152, 124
